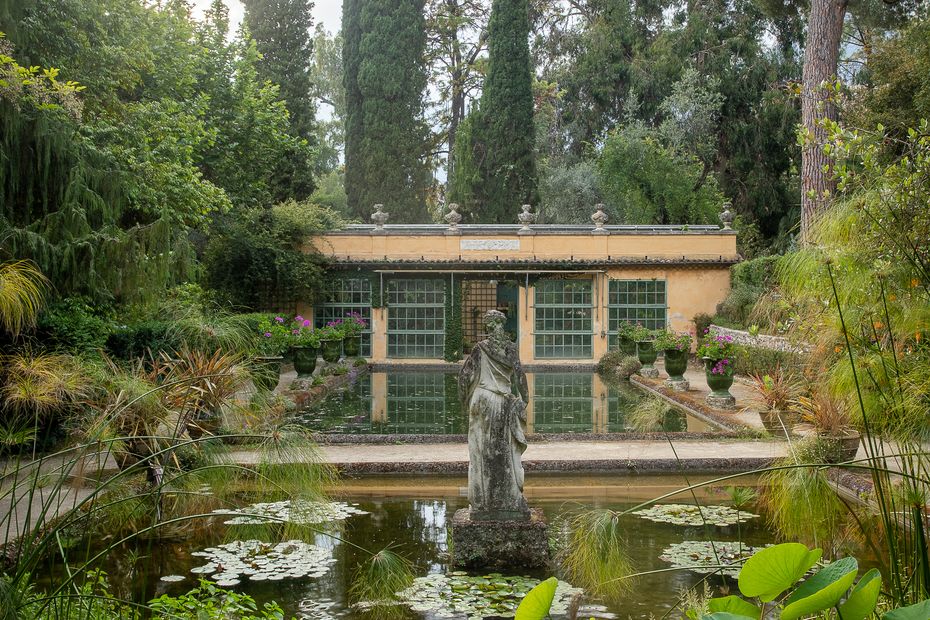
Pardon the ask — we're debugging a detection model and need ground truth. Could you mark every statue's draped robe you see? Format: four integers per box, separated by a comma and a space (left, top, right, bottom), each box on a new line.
460, 341, 530, 521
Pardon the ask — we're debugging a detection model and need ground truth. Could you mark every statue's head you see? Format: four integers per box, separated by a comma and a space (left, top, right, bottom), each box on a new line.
483, 310, 507, 336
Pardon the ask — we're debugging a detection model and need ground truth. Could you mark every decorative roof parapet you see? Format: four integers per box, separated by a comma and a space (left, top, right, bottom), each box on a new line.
325, 255, 740, 270
327, 223, 732, 236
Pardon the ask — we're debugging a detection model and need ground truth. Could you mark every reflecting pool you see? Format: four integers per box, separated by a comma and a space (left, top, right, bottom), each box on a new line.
292, 371, 712, 435
45, 475, 770, 619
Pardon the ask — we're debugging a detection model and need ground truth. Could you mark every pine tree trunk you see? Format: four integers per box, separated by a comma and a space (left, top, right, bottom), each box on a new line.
800, 0, 848, 243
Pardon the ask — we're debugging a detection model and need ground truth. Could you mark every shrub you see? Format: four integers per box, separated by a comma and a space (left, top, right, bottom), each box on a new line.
730, 343, 803, 377
693, 313, 713, 338
617, 355, 642, 379
37, 297, 111, 354
715, 256, 782, 329
105, 321, 179, 360
595, 350, 626, 375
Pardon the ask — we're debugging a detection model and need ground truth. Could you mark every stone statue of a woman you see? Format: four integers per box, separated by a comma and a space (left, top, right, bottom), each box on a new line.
458, 310, 530, 521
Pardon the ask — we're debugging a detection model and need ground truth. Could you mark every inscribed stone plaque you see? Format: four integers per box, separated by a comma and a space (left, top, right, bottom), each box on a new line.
460, 239, 520, 251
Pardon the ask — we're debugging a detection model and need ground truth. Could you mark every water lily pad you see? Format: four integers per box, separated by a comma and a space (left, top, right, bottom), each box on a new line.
185, 539, 336, 586
216, 500, 368, 526
381, 573, 582, 618
659, 540, 763, 577
160, 575, 186, 583
633, 504, 758, 527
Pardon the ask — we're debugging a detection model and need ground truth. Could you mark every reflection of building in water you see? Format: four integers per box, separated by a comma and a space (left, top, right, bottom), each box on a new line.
301, 221, 737, 364
302, 371, 711, 435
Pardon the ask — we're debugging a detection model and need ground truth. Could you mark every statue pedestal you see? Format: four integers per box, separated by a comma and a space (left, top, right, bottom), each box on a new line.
451, 508, 550, 570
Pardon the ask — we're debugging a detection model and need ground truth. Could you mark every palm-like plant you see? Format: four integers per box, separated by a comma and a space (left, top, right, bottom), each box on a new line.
0, 260, 50, 338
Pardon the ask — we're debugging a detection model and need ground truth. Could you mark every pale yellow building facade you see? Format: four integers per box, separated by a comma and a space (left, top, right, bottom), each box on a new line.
304, 223, 738, 365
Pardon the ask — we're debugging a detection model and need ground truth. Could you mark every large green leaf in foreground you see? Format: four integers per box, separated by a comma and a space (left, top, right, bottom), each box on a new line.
737, 543, 822, 602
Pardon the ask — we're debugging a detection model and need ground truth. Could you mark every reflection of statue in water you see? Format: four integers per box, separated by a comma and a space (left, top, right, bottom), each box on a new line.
459, 310, 530, 521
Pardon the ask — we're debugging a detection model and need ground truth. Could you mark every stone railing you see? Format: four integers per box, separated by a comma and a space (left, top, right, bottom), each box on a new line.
708, 324, 807, 354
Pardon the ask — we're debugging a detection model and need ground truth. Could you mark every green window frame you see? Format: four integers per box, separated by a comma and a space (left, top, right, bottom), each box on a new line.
532, 373, 593, 433
386, 279, 445, 358
608, 279, 667, 348
316, 277, 372, 356
534, 279, 593, 359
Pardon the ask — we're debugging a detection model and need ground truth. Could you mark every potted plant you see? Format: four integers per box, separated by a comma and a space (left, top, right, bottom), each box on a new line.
318, 321, 344, 363
616, 322, 637, 356
750, 367, 801, 438
654, 330, 691, 383
793, 391, 860, 463
290, 316, 321, 377
697, 331, 736, 406
341, 311, 367, 357
253, 315, 289, 392
631, 324, 658, 373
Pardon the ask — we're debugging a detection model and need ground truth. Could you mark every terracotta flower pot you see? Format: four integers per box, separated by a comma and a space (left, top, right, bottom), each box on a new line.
321, 338, 342, 363
760, 409, 799, 439
663, 349, 688, 381
821, 432, 861, 463
252, 355, 283, 392
292, 345, 319, 377
343, 335, 362, 357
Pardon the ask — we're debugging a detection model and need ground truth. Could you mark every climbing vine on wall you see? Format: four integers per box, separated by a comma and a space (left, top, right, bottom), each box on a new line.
444, 275, 463, 361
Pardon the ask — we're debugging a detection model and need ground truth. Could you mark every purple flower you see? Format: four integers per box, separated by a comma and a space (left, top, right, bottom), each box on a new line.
292, 329, 300, 335
274, 316, 284, 323
295, 315, 304, 322
303, 319, 311, 327
264, 332, 272, 338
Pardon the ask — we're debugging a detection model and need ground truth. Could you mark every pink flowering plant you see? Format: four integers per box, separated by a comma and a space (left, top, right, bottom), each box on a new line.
290, 315, 321, 348
256, 315, 290, 356
317, 320, 344, 341
341, 311, 367, 337
654, 330, 692, 352
697, 332, 735, 375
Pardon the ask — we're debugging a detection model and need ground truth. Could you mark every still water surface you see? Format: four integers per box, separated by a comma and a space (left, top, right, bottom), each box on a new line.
293, 371, 711, 435
54, 475, 769, 619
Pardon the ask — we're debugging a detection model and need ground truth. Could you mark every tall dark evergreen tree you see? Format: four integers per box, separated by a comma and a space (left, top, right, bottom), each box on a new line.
342, 0, 431, 222
453, 0, 536, 223
242, 0, 315, 141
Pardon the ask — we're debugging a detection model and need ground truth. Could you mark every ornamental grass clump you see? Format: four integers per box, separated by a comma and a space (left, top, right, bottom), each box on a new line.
749, 367, 800, 412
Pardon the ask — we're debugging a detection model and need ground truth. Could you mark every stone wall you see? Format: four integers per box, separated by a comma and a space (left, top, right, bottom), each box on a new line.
708, 324, 807, 354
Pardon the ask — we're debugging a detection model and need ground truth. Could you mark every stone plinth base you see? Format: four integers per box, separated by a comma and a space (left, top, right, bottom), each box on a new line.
665, 378, 690, 392
640, 367, 660, 379
451, 508, 550, 570
706, 393, 736, 409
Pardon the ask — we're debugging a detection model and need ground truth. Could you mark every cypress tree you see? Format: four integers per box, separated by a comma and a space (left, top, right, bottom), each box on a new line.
453, 0, 537, 223
242, 0, 316, 142
342, 0, 365, 218
343, 0, 431, 222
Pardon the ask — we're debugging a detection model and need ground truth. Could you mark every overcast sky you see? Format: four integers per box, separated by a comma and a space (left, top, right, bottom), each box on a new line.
189, 0, 342, 34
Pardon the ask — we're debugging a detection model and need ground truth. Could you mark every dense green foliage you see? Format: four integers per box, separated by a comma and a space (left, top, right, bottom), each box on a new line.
451, 0, 537, 223
534, 0, 801, 246
0, 0, 319, 306
204, 200, 343, 311
243, 0, 316, 143
343, 0, 431, 222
